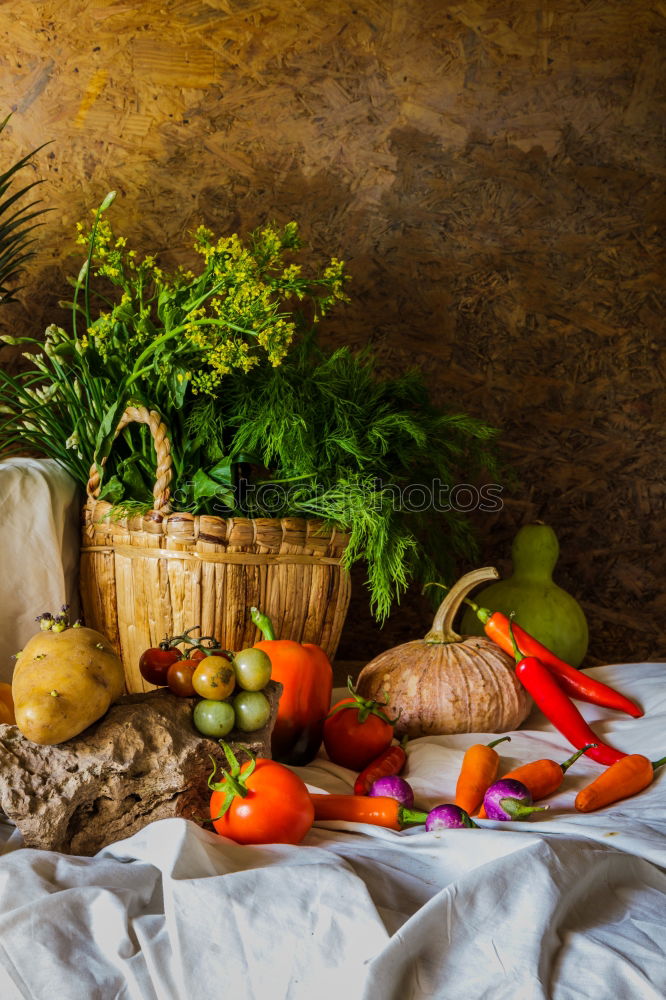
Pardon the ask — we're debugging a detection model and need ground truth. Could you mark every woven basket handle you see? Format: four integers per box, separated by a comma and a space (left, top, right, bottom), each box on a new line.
86, 404, 173, 511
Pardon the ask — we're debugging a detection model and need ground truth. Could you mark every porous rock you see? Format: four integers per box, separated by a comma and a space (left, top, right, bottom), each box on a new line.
0, 682, 281, 856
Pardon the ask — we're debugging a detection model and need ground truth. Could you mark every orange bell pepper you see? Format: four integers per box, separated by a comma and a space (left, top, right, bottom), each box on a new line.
251, 607, 332, 765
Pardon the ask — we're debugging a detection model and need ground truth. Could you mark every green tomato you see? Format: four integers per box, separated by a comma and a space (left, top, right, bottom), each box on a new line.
193, 698, 236, 738
233, 647, 272, 691
232, 690, 271, 732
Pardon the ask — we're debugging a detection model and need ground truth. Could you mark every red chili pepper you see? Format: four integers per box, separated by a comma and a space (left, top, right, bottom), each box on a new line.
353, 736, 408, 796
516, 657, 627, 766
465, 598, 643, 719
505, 620, 627, 766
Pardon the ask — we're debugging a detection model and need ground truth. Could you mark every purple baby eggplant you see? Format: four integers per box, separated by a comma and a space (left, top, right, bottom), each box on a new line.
425, 804, 478, 831
369, 775, 415, 808
483, 778, 550, 821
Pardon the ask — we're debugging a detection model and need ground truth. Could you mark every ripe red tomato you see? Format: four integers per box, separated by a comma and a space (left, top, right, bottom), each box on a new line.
167, 658, 197, 697
210, 757, 314, 845
139, 645, 182, 686
323, 697, 395, 770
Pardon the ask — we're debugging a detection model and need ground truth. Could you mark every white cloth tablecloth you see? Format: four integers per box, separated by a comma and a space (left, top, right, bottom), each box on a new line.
1, 662, 665, 1000
0, 458, 80, 682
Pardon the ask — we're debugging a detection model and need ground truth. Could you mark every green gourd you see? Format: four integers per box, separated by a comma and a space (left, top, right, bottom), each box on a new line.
460, 523, 589, 666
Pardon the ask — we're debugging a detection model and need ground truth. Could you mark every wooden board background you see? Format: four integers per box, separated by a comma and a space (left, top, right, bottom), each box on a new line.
0, 0, 664, 665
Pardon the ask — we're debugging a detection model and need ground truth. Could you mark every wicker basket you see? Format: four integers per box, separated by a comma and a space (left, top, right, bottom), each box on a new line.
79, 405, 352, 693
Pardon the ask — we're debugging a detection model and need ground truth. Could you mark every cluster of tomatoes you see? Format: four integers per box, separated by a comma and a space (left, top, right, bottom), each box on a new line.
138, 632, 273, 738
209, 681, 405, 848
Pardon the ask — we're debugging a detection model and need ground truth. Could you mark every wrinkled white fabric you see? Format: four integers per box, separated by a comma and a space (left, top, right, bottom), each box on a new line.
1, 662, 665, 999
0, 458, 80, 681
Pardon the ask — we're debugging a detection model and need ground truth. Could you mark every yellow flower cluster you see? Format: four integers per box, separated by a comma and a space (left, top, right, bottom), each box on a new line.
190, 339, 258, 394
73, 213, 350, 397
319, 257, 351, 315
256, 226, 283, 264
281, 263, 304, 296
77, 218, 126, 281
86, 311, 115, 359
257, 316, 296, 367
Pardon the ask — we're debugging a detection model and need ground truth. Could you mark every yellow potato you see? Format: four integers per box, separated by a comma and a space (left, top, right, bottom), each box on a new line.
12, 625, 125, 745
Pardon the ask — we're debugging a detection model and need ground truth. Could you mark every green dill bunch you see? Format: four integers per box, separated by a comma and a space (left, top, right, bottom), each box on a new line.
187, 342, 506, 622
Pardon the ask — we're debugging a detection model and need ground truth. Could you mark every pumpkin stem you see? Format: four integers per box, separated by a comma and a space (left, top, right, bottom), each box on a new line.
424, 567, 500, 644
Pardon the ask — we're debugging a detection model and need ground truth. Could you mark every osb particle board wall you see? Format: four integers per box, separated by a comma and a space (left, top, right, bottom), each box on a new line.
1, 1, 664, 664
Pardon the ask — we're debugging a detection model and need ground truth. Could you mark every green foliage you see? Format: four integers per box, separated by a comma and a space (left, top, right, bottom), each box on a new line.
0, 193, 351, 502
190, 343, 503, 619
0, 115, 50, 304
0, 191, 507, 622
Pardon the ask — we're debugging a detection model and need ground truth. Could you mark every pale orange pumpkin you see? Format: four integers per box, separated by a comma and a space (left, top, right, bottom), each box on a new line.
356, 568, 532, 739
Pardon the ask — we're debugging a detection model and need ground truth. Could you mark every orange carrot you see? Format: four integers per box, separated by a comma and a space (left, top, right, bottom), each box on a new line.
477, 743, 595, 818
454, 736, 511, 815
310, 793, 427, 830
575, 753, 666, 812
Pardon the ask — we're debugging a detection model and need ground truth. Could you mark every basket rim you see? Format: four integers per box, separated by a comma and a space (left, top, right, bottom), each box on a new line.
82, 502, 352, 553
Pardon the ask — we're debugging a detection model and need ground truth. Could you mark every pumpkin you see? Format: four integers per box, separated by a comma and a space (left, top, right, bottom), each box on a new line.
356, 568, 532, 739
460, 522, 589, 666
12, 609, 125, 745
